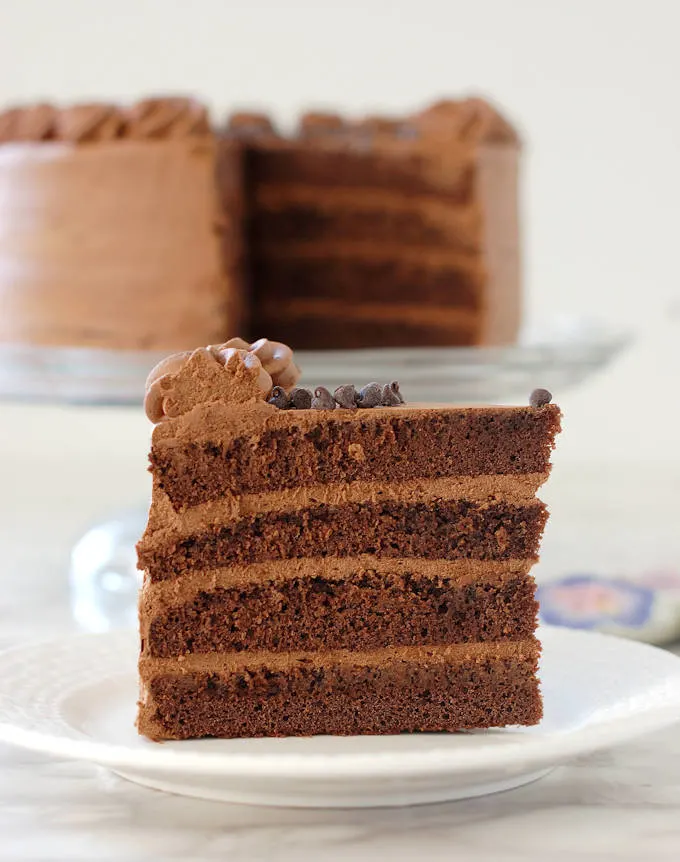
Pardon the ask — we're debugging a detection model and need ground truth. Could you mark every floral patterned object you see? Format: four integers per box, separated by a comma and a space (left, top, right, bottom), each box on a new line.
539, 575, 654, 629
538, 571, 680, 644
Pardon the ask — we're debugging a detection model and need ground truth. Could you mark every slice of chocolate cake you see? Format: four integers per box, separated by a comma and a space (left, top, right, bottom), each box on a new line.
136, 340, 560, 740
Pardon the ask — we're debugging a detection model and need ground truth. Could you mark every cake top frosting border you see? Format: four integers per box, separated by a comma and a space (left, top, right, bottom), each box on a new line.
0, 96, 210, 144
144, 335, 555, 429
0, 95, 518, 146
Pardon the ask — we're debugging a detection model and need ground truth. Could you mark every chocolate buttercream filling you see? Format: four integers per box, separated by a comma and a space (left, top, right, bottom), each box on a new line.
139, 638, 540, 677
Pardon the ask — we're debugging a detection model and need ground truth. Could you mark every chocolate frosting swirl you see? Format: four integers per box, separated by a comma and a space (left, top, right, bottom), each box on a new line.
217, 337, 300, 391
247, 338, 300, 390
0, 98, 212, 144
144, 346, 272, 423
143, 336, 299, 423
355, 116, 403, 135
412, 98, 518, 144
298, 112, 345, 137
0, 104, 56, 142
55, 104, 124, 142
144, 351, 191, 422
226, 112, 276, 137
127, 97, 209, 139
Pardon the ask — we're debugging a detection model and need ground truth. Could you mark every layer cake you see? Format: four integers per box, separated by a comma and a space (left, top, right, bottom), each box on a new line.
0, 95, 519, 353
136, 339, 561, 739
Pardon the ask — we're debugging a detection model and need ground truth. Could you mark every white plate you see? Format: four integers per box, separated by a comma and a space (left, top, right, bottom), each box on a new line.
1, 626, 678, 808
0, 315, 628, 405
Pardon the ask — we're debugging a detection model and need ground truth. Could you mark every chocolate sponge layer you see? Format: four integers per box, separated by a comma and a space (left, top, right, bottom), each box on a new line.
253, 206, 480, 251
141, 653, 542, 739
139, 499, 547, 581
247, 147, 474, 200
151, 406, 561, 508
252, 255, 481, 306
254, 314, 479, 350
146, 570, 538, 657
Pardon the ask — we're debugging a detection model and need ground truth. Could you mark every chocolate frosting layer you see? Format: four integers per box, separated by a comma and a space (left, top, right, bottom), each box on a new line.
139, 638, 540, 677
235, 97, 517, 155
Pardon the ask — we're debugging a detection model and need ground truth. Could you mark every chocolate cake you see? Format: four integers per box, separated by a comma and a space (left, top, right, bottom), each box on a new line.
136, 339, 561, 740
0, 95, 519, 352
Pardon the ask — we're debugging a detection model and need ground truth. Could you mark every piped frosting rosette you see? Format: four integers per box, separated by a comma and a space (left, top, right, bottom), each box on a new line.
144, 337, 300, 423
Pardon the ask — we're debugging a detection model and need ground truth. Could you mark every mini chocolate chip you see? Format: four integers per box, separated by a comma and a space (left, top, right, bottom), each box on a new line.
381, 382, 402, 406
290, 387, 312, 409
356, 382, 382, 408
529, 388, 552, 408
334, 384, 357, 409
268, 385, 290, 409
311, 386, 336, 410
389, 381, 404, 404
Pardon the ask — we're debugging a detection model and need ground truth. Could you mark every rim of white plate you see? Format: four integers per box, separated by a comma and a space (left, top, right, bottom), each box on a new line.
0, 627, 679, 779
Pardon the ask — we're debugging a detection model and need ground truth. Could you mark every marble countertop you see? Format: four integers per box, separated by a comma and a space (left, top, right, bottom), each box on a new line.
2, 396, 680, 861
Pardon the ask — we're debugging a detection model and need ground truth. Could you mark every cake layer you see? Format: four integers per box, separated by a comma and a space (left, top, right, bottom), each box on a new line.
252, 201, 480, 249
246, 146, 474, 199
254, 184, 481, 240
142, 566, 538, 657
256, 299, 480, 339
147, 475, 548, 539
137, 499, 548, 581
150, 404, 562, 507
252, 256, 481, 307
258, 240, 480, 268
255, 313, 479, 349
137, 641, 541, 739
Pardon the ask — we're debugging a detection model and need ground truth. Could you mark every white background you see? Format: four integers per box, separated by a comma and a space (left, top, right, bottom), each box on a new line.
0, 0, 679, 459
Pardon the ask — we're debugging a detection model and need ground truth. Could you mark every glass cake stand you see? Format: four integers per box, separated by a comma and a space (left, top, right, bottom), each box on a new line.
1, 314, 628, 633
0, 314, 627, 406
